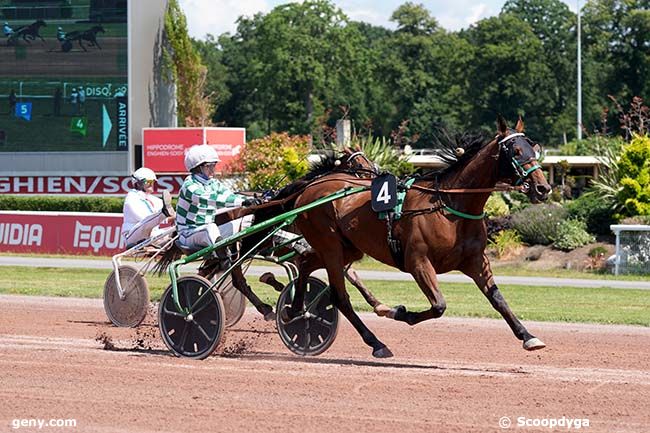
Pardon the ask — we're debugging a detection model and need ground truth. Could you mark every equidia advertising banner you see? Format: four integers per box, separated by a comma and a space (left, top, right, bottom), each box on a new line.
142, 127, 245, 173
0, 211, 126, 255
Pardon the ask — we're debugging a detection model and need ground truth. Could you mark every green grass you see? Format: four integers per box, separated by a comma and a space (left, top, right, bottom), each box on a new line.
1, 266, 648, 327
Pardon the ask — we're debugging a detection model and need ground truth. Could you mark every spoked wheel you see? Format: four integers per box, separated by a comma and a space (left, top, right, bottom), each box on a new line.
276, 277, 339, 356
212, 272, 246, 328
103, 265, 149, 327
158, 276, 225, 360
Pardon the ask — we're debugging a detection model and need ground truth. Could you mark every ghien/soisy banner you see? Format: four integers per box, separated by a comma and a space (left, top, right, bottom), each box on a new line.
0, 176, 186, 195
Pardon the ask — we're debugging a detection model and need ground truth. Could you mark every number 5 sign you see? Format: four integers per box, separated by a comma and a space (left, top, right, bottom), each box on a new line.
15, 102, 32, 121
371, 174, 397, 212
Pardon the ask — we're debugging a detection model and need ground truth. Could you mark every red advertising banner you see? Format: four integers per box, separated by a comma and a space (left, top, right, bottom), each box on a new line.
142, 127, 245, 173
0, 176, 186, 195
0, 211, 126, 256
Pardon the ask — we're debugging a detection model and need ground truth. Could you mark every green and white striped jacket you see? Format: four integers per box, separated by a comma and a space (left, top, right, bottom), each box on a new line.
176, 174, 246, 231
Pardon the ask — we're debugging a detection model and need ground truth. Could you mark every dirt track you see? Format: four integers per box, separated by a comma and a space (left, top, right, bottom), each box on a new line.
1, 294, 648, 433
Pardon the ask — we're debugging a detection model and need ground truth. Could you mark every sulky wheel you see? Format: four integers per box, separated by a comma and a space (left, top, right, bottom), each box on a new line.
276, 277, 339, 356
213, 273, 247, 328
158, 275, 225, 360
61, 40, 72, 52
103, 265, 149, 327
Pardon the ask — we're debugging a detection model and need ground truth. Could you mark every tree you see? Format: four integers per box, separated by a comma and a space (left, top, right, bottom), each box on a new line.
461, 14, 556, 142
164, 0, 213, 126
502, 0, 578, 142
219, 0, 373, 136
379, 3, 474, 147
581, 0, 650, 134
191, 34, 230, 125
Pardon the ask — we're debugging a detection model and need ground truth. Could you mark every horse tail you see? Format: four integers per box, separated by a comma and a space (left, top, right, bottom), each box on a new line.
151, 243, 183, 276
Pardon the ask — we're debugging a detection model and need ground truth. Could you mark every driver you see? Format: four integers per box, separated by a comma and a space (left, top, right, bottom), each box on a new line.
175, 145, 257, 251
3, 22, 13, 37
175, 144, 311, 255
121, 167, 175, 247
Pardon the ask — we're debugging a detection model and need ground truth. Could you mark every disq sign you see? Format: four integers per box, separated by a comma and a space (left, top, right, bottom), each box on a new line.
142, 127, 245, 173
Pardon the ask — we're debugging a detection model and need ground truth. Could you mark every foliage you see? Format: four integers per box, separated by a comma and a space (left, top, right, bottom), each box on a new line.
347, 135, 414, 177
511, 204, 567, 245
484, 193, 510, 218
0, 195, 123, 213
191, 34, 230, 123
189, 0, 650, 150
565, 193, 618, 236
559, 135, 624, 156
164, 0, 213, 126
486, 215, 514, 241
553, 219, 595, 251
488, 229, 523, 259
616, 134, 650, 216
237, 132, 311, 190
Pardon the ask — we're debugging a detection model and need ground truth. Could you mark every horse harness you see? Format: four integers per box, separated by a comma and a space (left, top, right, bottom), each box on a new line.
371, 132, 542, 270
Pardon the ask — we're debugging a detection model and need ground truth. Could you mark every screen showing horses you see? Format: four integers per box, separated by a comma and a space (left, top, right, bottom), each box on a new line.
0, 0, 128, 152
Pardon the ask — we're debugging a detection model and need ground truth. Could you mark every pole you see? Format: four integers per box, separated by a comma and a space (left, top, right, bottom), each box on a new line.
577, 0, 582, 140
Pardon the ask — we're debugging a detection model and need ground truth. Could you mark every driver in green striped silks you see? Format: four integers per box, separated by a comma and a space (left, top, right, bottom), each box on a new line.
175, 144, 311, 255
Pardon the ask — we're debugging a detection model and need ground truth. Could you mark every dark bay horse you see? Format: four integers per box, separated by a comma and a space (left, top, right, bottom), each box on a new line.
63, 25, 104, 51
286, 116, 552, 357
7, 20, 46, 44
155, 148, 382, 321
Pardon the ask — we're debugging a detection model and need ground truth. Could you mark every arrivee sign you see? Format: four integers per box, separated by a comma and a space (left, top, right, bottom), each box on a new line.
142, 127, 245, 173
0, 176, 185, 195
0, 211, 126, 255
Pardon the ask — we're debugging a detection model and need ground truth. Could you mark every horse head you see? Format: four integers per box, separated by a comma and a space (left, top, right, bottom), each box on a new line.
34, 20, 46, 28
93, 25, 105, 33
495, 115, 551, 203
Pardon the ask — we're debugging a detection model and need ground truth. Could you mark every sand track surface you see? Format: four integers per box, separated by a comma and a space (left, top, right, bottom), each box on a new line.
1, 295, 648, 433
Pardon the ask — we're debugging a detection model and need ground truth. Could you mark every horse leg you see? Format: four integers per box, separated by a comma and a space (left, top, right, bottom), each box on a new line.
229, 265, 275, 321
78, 40, 87, 51
389, 256, 447, 325
344, 265, 392, 317
323, 249, 393, 358
467, 254, 545, 351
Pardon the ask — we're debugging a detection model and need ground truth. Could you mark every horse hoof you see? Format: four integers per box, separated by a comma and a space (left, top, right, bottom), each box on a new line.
263, 311, 276, 322
389, 305, 407, 320
373, 347, 394, 358
523, 337, 546, 351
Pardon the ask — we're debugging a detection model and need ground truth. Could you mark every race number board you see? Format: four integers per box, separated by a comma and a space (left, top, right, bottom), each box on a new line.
371, 174, 397, 212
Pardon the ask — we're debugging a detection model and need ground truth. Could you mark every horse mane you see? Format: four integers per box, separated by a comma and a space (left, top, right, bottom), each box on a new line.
419, 127, 490, 178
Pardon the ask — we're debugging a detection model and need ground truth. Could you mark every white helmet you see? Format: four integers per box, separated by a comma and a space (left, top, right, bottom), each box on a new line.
184, 144, 220, 171
132, 167, 157, 182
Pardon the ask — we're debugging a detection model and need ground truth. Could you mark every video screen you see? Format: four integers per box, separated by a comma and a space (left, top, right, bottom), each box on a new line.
0, 0, 128, 152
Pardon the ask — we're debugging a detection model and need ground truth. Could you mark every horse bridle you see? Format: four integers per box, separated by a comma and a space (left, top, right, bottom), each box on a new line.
498, 132, 543, 189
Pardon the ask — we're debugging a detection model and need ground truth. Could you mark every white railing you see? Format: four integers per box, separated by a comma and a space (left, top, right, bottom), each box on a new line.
610, 224, 650, 275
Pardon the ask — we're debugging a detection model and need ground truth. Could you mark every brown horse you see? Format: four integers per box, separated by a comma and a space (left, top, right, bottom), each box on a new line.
285, 116, 551, 358
155, 148, 382, 320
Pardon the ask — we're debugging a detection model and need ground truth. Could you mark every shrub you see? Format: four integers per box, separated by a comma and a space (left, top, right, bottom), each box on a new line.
236, 132, 311, 190
553, 219, 595, 251
348, 135, 414, 177
511, 204, 567, 245
488, 229, 522, 259
0, 195, 123, 213
486, 215, 513, 241
484, 193, 509, 218
565, 193, 618, 236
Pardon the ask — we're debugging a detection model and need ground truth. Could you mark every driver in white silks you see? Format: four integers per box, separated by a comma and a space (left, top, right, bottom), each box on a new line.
175, 144, 310, 255
121, 167, 176, 248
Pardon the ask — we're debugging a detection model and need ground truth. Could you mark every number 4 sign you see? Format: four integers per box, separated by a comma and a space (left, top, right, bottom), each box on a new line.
371, 173, 398, 212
